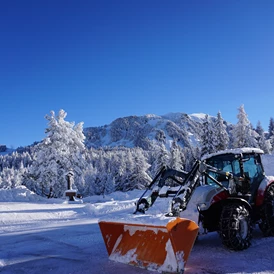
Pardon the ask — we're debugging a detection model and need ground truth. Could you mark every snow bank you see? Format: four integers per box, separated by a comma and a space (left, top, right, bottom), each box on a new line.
0, 186, 47, 202
0, 186, 83, 204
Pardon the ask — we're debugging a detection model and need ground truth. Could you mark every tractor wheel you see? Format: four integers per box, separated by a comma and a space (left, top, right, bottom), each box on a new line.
219, 203, 252, 250
259, 184, 274, 236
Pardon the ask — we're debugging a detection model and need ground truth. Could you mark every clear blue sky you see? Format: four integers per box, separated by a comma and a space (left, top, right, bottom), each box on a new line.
1, 0, 274, 148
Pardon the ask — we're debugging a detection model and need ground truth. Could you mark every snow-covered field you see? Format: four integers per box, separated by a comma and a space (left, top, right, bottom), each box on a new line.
1, 184, 274, 274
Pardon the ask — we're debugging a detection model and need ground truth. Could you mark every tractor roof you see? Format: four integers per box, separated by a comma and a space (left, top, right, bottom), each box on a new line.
202, 147, 264, 161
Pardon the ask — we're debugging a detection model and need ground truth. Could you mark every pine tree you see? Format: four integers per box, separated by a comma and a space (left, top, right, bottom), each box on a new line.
214, 111, 229, 151
122, 149, 135, 191
111, 149, 128, 192
151, 143, 169, 177
0, 166, 27, 189
182, 147, 195, 171
201, 115, 216, 156
93, 149, 107, 195
268, 118, 274, 152
126, 147, 151, 191
169, 138, 184, 170
27, 109, 86, 197
104, 157, 115, 196
256, 121, 270, 154
232, 105, 258, 148
82, 164, 97, 196
270, 134, 274, 154
268, 117, 274, 139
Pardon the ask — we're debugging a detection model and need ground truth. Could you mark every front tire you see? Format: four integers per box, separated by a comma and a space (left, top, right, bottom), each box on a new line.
219, 203, 252, 250
259, 184, 274, 236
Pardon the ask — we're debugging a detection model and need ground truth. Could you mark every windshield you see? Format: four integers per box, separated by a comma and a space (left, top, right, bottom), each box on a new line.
242, 154, 264, 182
205, 153, 264, 188
205, 154, 240, 187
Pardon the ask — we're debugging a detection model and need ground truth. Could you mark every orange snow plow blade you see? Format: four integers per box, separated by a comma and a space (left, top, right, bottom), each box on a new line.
99, 218, 199, 273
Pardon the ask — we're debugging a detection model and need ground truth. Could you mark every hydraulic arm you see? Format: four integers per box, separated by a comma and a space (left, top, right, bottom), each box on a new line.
134, 160, 234, 216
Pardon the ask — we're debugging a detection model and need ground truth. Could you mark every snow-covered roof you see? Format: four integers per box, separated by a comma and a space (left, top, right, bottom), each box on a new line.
202, 147, 264, 161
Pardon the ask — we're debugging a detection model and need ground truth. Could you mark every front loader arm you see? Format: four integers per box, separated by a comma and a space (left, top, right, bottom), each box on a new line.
134, 166, 188, 214
169, 161, 236, 215
169, 160, 202, 216
134, 160, 235, 216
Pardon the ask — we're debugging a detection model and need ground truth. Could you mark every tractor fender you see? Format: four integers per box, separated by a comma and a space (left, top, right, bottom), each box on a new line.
206, 196, 252, 214
219, 197, 252, 211
199, 197, 252, 232
256, 176, 274, 206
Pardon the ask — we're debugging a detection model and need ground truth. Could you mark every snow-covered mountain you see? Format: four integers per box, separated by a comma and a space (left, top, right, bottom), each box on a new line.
84, 112, 223, 150
1, 112, 230, 153
0, 145, 15, 156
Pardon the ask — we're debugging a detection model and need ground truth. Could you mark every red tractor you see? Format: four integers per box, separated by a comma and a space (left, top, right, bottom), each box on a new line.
135, 147, 274, 250
198, 147, 274, 250
99, 148, 274, 273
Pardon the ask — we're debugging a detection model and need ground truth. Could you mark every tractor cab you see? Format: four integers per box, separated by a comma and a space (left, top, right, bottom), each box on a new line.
202, 148, 265, 201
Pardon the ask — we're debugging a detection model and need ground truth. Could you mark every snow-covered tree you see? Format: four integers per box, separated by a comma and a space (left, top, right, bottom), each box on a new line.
256, 121, 270, 154
0, 151, 33, 173
268, 117, 274, 139
151, 143, 169, 177
182, 147, 196, 171
0, 164, 27, 189
119, 149, 135, 191
0, 167, 14, 189
110, 149, 129, 192
201, 115, 216, 156
81, 163, 97, 197
214, 111, 229, 151
103, 156, 116, 196
267, 118, 274, 152
27, 109, 86, 197
155, 129, 166, 144
169, 138, 185, 170
125, 147, 151, 191
88, 147, 149, 194
89, 149, 105, 195
232, 105, 257, 148
269, 135, 274, 153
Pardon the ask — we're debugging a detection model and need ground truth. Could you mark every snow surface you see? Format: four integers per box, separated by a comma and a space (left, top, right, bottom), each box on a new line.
189, 113, 208, 120
1, 185, 274, 274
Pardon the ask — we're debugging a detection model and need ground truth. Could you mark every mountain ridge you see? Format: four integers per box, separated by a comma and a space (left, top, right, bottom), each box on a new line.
2, 112, 228, 153
84, 112, 220, 150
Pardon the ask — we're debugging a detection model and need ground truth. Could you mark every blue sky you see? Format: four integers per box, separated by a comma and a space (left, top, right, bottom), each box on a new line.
1, 0, 274, 148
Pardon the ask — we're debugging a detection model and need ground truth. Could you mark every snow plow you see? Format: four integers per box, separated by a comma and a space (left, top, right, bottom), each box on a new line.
99, 148, 274, 273
99, 218, 198, 273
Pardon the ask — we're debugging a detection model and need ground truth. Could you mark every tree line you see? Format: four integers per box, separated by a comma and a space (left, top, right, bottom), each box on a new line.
1, 105, 274, 198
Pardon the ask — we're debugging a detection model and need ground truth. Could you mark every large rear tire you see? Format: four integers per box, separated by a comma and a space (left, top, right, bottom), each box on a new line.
219, 203, 252, 250
259, 184, 274, 236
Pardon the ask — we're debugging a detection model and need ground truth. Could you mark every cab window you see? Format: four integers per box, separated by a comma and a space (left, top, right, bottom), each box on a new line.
242, 154, 264, 182
205, 154, 240, 187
